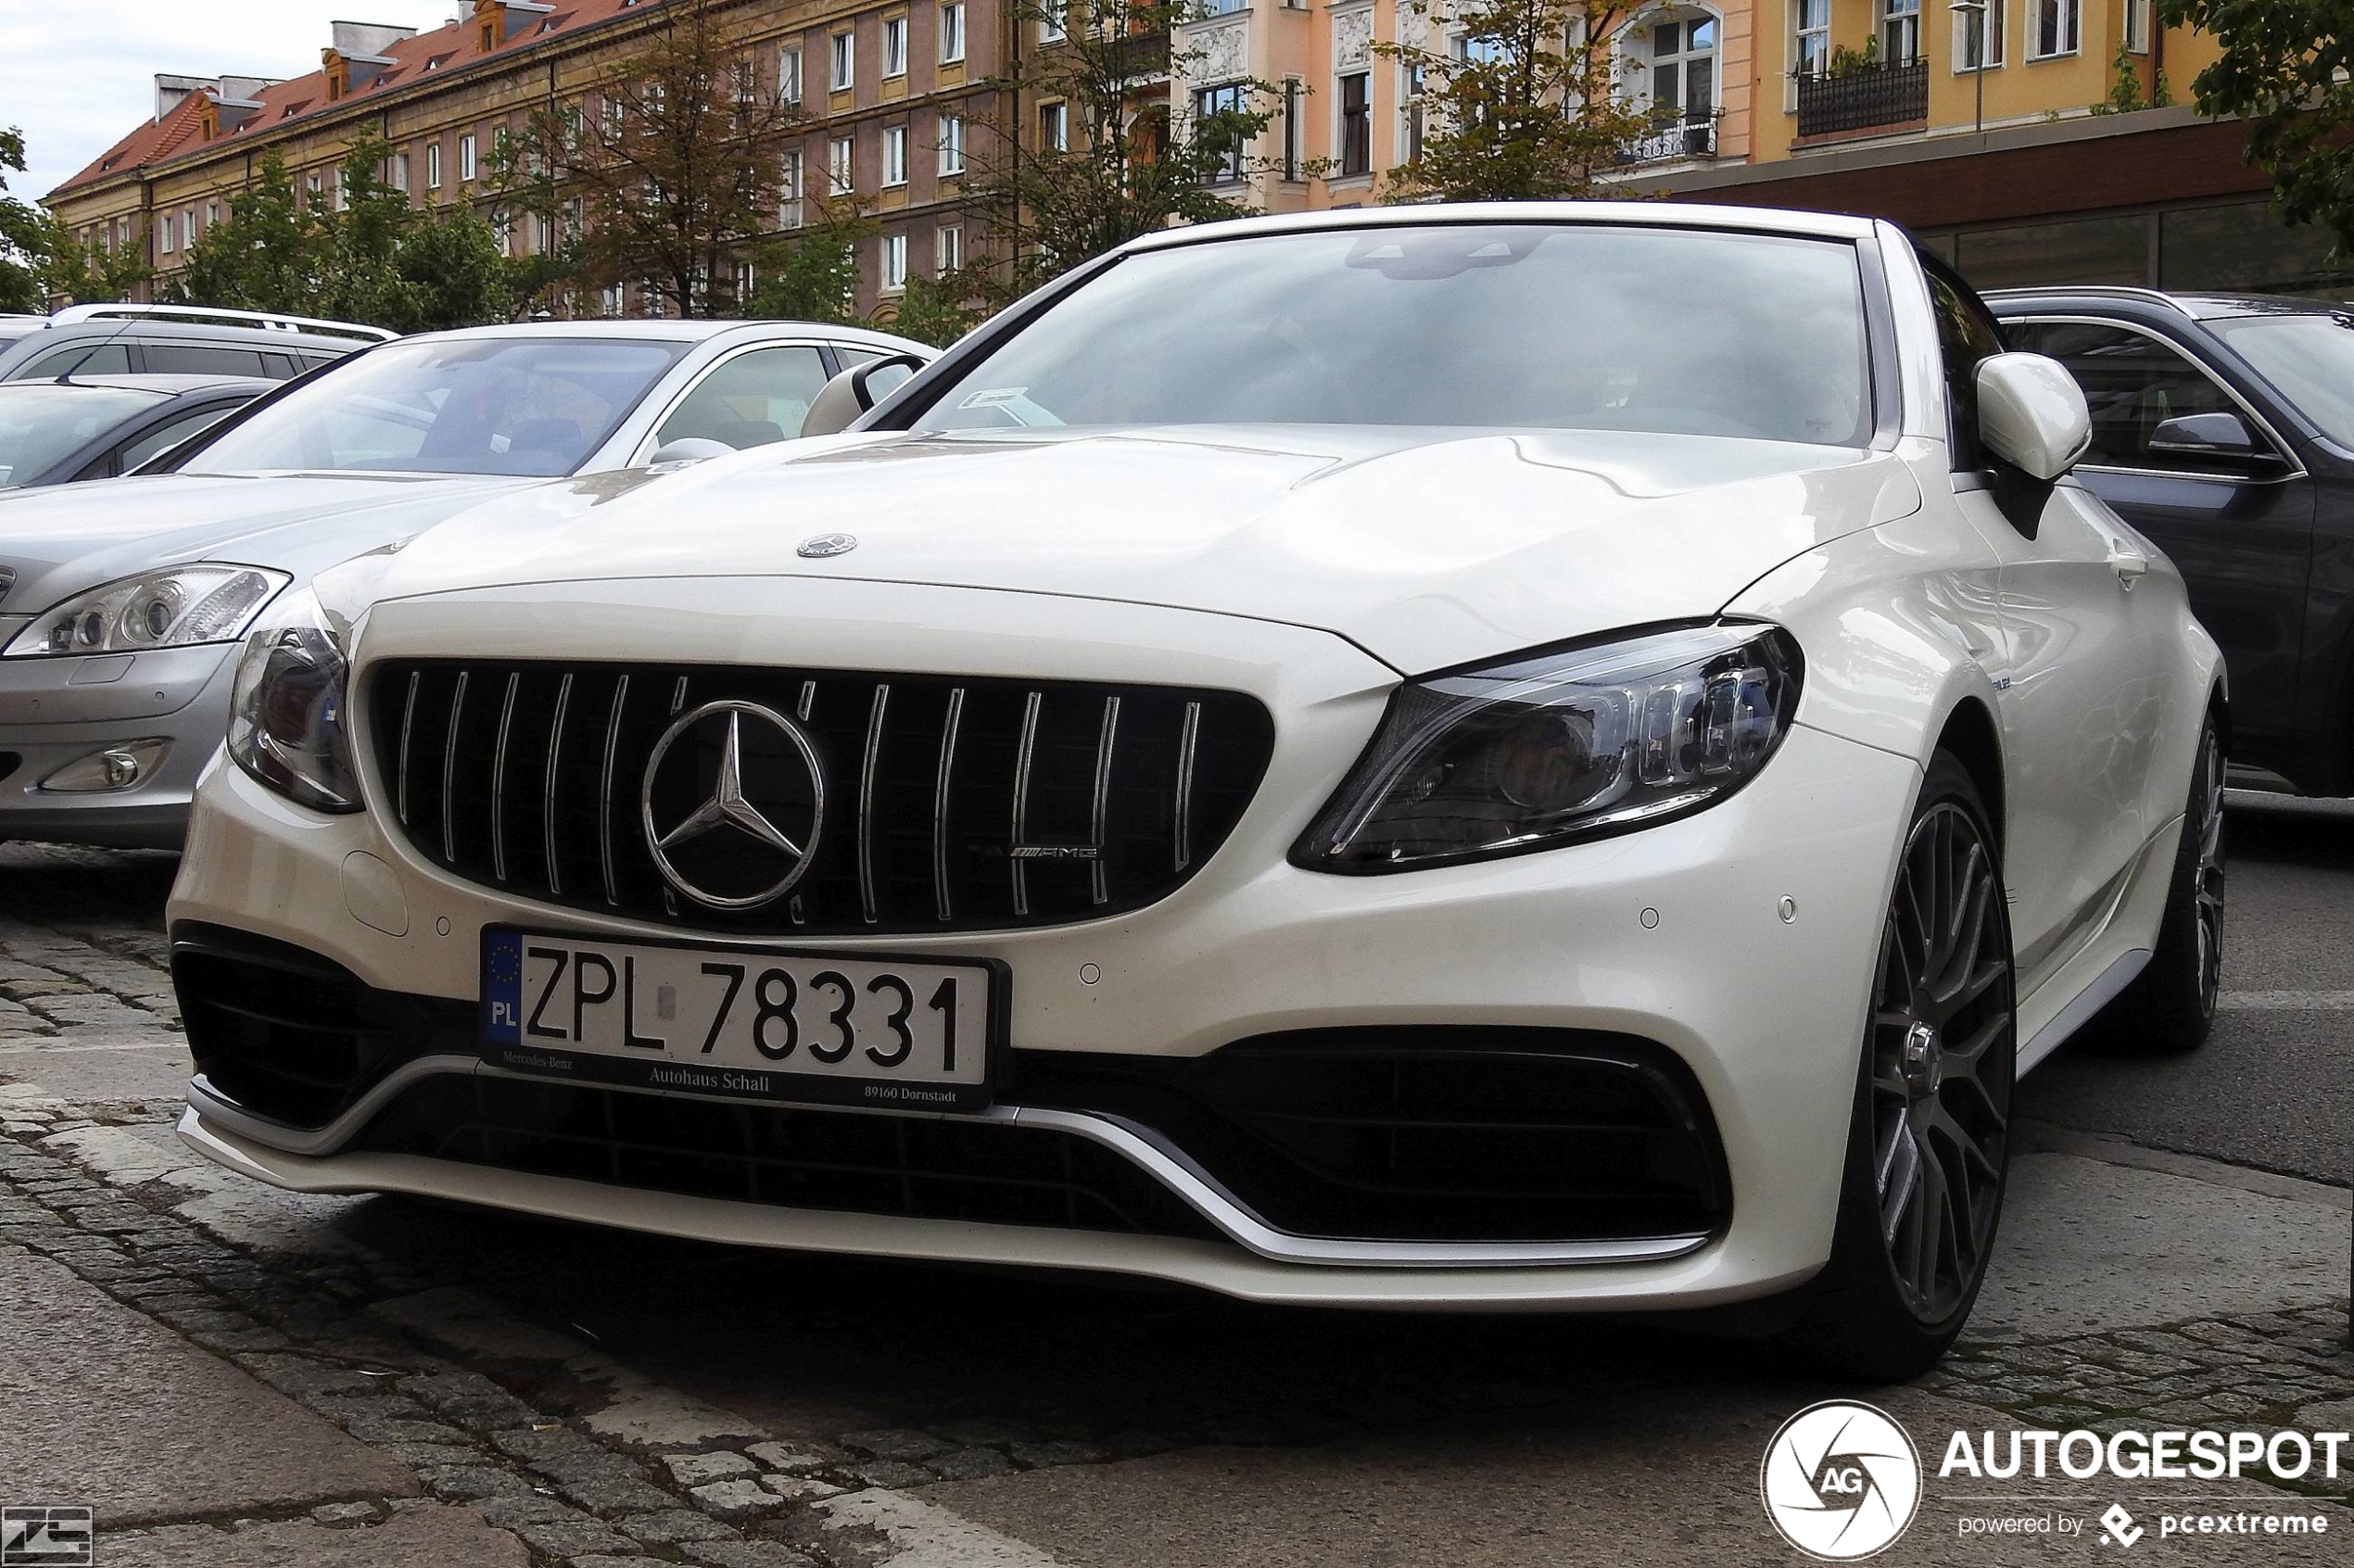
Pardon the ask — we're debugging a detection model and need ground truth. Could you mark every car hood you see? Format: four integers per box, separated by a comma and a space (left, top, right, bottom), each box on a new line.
340, 427, 1923, 674
0, 472, 536, 621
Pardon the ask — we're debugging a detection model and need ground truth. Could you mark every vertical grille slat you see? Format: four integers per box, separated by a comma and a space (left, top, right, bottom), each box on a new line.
858, 684, 890, 926
371, 660, 1272, 936
1010, 690, 1044, 920
542, 673, 573, 898
490, 671, 520, 883
933, 687, 965, 923
439, 671, 469, 865
600, 674, 630, 906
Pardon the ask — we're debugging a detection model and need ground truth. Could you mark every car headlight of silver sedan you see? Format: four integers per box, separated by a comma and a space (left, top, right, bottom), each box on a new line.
1294, 622, 1803, 873
1, 564, 289, 658
225, 588, 361, 814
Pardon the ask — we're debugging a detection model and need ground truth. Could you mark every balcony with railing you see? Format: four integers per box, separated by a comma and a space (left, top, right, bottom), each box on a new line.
1619, 108, 1723, 167
1794, 57, 1929, 140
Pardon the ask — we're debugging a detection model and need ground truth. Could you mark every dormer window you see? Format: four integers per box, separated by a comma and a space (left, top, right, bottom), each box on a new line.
326, 57, 351, 101
478, 17, 498, 51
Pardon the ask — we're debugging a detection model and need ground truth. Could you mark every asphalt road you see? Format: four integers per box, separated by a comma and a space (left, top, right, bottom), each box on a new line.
2018, 790, 2354, 1188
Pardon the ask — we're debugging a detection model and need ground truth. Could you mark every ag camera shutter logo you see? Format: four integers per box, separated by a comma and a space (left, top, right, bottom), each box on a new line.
1759, 1400, 1923, 1560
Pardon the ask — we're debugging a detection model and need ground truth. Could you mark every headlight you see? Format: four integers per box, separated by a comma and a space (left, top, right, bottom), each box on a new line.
2, 565, 288, 658
1293, 622, 1803, 873
225, 588, 361, 814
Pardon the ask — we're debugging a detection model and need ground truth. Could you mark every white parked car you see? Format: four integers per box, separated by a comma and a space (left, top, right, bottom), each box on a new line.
168, 205, 2222, 1376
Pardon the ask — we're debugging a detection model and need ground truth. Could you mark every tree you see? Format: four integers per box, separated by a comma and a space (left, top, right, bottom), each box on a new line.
886, 273, 978, 346
1375, 0, 1650, 200
956, 0, 1278, 302
495, 0, 797, 317
744, 198, 874, 323
176, 141, 516, 331
2159, 0, 2349, 254
0, 130, 152, 310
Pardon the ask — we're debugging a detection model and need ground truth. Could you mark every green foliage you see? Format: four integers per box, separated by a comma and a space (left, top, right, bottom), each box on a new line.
745, 200, 874, 323
173, 142, 517, 331
956, 0, 1279, 301
2160, 0, 2354, 256
1827, 36, 1883, 77
0, 129, 153, 311
2091, 38, 2168, 113
885, 273, 978, 347
1377, 0, 1651, 201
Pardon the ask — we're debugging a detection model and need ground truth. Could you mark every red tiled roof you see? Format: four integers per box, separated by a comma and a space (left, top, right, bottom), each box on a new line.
46, 0, 657, 202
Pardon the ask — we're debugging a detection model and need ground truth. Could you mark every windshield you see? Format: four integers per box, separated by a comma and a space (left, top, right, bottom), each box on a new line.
910, 224, 1874, 447
0, 384, 163, 488
183, 337, 687, 477
2208, 312, 2354, 448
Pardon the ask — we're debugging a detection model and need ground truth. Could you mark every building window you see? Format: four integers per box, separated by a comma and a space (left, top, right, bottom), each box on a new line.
781, 148, 804, 225
493, 208, 513, 252
883, 124, 909, 185
937, 221, 963, 272
1953, 0, 2005, 69
1649, 14, 1717, 120
1396, 66, 1422, 167
882, 232, 908, 291
829, 134, 854, 195
1040, 3, 1067, 43
1038, 99, 1069, 152
391, 152, 411, 192
207, 201, 221, 229
307, 171, 324, 208
1194, 83, 1247, 181
940, 2, 965, 62
1793, 0, 1830, 77
2124, 0, 2149, 51
460, 133, 477, 181
1879, 0, 1921, 63
426, 142, 443, 188
780, 44, 804, 106
159, 214, 176, 255
2029, 0, 2079, 57
883, 15, 908, 77
532, 212, 553, 254
735, 259, 757, 302
938, 112, 965, 174
1339, 71, 1371, 177
1203, 0, 1247, 12
602, 284, 625, 318
830, 32, 854, 91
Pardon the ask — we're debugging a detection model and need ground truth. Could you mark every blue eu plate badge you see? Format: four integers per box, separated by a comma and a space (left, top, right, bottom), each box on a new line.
482, 929, 524, 1044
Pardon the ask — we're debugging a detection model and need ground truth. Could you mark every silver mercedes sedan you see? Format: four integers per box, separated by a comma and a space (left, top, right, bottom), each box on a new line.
0, 318, 930, 849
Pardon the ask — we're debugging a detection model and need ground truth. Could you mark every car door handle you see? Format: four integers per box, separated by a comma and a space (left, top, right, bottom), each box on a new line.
2107, 544, 2150, 584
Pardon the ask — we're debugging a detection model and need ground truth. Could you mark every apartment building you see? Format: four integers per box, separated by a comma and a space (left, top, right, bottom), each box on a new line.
43, 0, 1002, 315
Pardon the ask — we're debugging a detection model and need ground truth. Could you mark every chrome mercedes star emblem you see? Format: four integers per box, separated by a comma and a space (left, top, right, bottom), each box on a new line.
639, 700, 827, 909
797, 532, 857, 559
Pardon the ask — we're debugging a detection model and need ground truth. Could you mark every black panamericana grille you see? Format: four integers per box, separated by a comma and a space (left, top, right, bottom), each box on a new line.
367, 660, 1274, 935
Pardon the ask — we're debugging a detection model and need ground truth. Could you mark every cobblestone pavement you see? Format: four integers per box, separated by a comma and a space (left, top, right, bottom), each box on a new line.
0, 837, 2348, 1565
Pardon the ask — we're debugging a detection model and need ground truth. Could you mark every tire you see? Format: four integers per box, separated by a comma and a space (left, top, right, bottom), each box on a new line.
1781, 753, 2017, 1382
2102, 714, 2224, 1054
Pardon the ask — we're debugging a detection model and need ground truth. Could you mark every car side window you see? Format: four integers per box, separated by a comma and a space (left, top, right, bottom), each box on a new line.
114, 406, 234, 473
2007, 321, 2261, 474
1922, 265, 2006, 471
145, 343, 272, 377
22, 343, 132, 378
655, 347, 833, 450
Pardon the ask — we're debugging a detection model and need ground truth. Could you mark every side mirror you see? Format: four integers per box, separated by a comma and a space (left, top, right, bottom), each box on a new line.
2148, 411, 2280, 466
799, 351, 930, 438
1976, 353, 2091, 482
645, 436, 735, 469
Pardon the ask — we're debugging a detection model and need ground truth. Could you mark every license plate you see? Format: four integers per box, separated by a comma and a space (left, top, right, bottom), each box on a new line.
479, 928, 1001, 1112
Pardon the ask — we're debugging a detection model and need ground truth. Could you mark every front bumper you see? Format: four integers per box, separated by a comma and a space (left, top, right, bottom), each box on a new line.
0, 641, 238, 849
166, 579, 1923, 1309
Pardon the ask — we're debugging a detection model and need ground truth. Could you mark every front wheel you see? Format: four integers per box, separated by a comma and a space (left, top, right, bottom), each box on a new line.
1782, 754, 2016, 1381
2102, 715, 2224, 1053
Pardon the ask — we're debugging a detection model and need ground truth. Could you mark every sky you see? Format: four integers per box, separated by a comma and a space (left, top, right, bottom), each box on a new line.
2, 1, 462, 204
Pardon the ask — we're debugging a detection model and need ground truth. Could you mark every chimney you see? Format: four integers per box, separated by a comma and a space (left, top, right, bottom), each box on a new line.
207, 75, 280, 137
330, 19, 422, 57
155, 73, 219, 122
